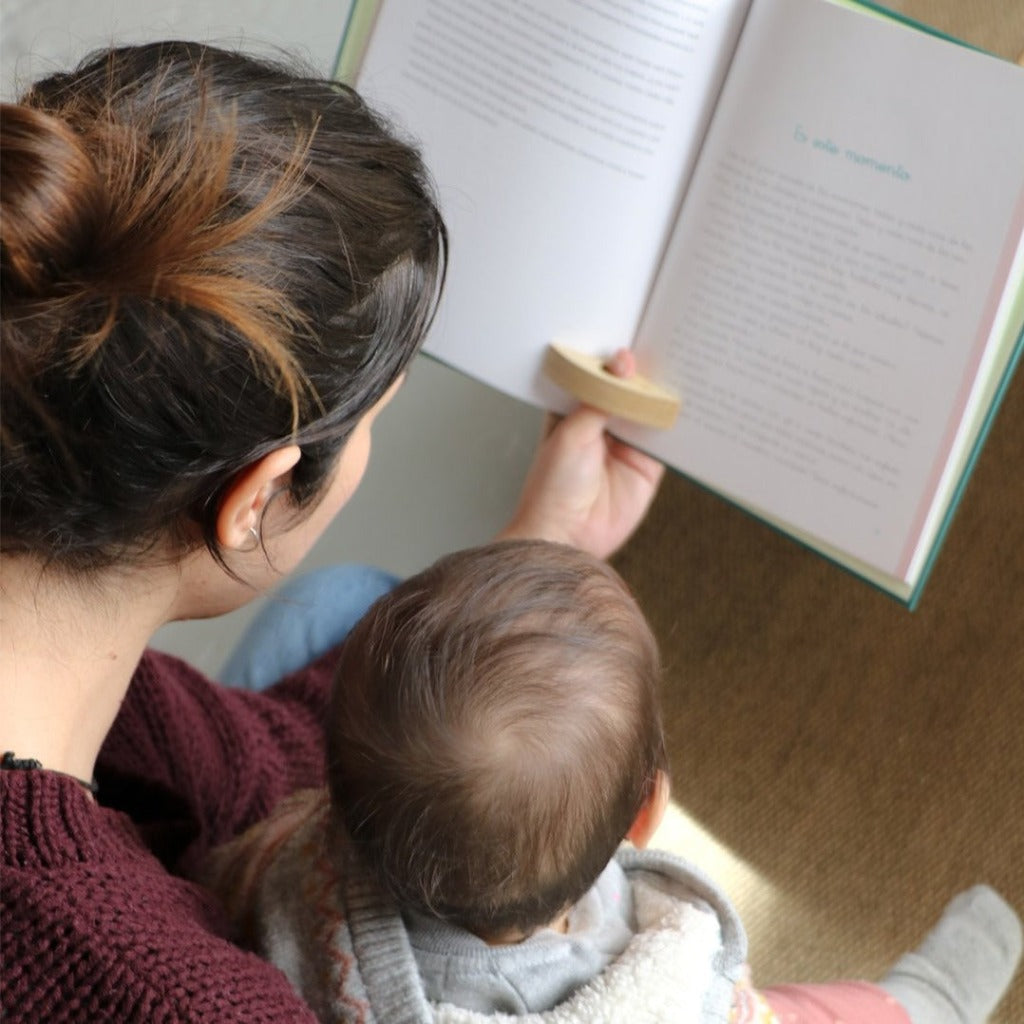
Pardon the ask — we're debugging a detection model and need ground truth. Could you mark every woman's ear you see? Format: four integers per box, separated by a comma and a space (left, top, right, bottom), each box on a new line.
216, 446, 302, 551
626, 769, 671, 849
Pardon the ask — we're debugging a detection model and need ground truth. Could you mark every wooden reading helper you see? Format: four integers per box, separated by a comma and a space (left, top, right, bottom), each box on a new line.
543, 343, 681, 430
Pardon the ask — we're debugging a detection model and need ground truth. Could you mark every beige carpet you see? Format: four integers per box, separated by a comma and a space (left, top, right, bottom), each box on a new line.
614, 4, 1024, 1021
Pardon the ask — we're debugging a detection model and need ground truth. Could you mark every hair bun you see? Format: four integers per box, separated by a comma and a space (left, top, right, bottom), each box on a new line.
0, 103, 108, 298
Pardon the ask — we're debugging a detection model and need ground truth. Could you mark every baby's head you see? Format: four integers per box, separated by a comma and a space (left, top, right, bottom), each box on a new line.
326, 539, 666, 941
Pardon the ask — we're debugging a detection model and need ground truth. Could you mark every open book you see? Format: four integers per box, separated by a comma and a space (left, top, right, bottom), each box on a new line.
337, 0, 1024, 606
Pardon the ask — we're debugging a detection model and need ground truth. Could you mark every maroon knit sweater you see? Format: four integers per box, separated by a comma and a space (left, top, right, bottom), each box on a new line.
1, 648, 340, 1022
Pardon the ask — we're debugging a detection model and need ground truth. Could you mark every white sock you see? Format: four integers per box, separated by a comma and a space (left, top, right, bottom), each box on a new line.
879, 885, 1022, 1024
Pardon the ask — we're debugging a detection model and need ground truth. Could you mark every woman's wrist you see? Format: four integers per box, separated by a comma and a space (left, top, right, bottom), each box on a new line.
494, 515, 573, 549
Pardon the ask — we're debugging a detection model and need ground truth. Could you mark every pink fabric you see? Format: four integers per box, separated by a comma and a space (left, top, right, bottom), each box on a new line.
761, 981, 911, 1024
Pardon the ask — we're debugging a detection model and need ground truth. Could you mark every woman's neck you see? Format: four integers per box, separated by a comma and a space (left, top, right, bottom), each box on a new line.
0, 556, 182, 787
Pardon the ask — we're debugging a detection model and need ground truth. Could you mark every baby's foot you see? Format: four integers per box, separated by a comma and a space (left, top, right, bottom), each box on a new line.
880, 885, 1022, 1024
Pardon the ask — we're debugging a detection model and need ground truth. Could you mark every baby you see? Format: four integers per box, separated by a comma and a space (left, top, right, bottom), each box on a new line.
205, 539, 1021, 1023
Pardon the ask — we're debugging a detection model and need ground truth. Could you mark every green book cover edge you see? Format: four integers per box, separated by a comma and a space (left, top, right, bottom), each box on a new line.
334, 0, 382, 83
905, 310, 1024, 610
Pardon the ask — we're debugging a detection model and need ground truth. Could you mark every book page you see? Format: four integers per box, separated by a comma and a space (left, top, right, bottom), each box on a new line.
355, 0, 751, 409
624, 0, 1024, 584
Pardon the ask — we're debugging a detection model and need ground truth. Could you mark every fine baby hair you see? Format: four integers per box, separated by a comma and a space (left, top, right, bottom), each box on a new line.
326, 538, 667, 940
1, 42, 446, 574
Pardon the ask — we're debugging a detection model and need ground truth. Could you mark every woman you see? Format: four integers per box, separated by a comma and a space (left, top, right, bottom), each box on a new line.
0, 42, 662, 1022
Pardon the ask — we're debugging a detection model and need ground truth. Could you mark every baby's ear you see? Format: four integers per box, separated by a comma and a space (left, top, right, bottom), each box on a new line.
625, 770, 670, 849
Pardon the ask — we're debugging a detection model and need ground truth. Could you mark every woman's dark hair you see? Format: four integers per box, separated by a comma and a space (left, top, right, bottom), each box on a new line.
326, 540, 666, 939
1, 42, 446, 572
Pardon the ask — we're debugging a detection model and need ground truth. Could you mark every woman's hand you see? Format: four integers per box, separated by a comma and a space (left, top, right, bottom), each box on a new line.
499, 350, 665, 559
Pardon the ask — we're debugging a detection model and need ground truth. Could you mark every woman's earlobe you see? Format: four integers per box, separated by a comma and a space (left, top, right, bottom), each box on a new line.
216, 446, 302, 550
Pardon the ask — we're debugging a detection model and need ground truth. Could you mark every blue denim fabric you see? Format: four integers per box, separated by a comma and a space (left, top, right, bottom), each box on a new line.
219, 564, 400, 690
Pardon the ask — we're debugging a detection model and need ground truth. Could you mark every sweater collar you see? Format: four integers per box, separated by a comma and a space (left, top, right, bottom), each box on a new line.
1, 768, 143, 869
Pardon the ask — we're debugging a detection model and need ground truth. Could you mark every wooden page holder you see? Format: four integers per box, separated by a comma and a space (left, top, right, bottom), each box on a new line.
543, 343, 681, 429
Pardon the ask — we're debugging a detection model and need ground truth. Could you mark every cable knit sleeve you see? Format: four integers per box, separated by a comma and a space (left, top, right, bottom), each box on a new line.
97, 647, 336, 876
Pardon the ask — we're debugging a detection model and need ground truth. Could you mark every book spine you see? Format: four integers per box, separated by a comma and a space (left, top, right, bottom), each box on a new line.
333, 0, 384, 83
